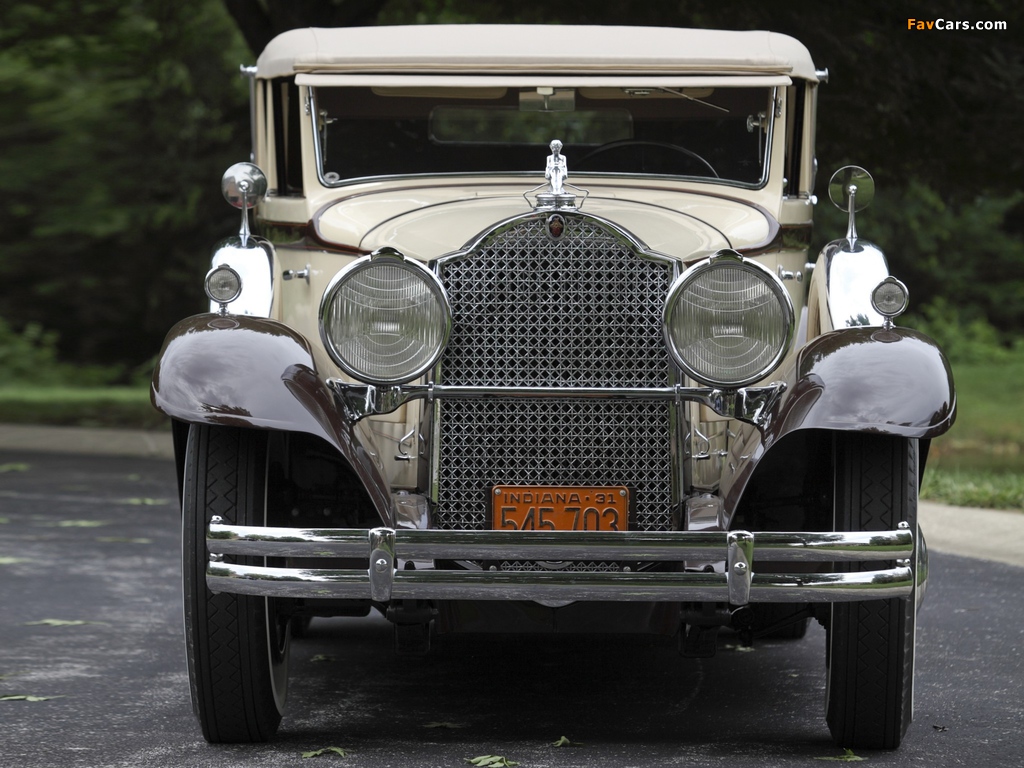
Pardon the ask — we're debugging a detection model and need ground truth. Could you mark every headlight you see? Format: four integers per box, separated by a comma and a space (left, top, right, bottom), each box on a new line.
870, 276, 909, 319
319, 248, 451, 385
664, 250, 794, 387
205, 264, 242, 306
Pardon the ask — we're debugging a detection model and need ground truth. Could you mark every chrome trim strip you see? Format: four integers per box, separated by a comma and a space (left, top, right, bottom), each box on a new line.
206, 524, 914, 605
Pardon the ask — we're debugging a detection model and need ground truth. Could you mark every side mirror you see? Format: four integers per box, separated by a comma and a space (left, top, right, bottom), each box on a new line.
221, 162, 268, 245
828, 166, 874, 246
222, 162, 267, 209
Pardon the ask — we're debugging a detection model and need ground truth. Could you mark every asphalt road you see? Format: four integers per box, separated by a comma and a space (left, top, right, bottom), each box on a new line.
1, 448, 1022, 768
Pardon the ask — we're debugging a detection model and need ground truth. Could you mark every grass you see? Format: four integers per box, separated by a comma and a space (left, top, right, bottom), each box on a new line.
0, 385, 166, 430
921, 467, 1023, 510
922, 356, 1024, 510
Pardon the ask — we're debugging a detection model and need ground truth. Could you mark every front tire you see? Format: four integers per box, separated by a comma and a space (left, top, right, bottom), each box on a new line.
182, 424, 289, 743
826, 433, 917, 749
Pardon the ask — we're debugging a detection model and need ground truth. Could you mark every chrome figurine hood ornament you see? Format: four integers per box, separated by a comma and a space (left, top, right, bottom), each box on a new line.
546, 139, 568, 195
526, 139, 587, 210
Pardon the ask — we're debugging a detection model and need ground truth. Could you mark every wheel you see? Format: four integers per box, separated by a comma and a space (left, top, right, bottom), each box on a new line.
576, 139, 719, 177
826, 433, 917, 749
182, 424, 290, 743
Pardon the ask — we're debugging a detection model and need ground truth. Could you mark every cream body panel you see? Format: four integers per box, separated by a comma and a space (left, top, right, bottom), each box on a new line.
314, 187, 775, 260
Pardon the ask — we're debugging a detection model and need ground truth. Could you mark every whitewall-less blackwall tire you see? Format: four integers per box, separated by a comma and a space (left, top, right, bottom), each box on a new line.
182, 424, 289, 743
826, 433, 917, 749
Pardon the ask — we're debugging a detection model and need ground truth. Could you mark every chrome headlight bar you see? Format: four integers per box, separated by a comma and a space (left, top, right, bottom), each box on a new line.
329, 379, 786, 429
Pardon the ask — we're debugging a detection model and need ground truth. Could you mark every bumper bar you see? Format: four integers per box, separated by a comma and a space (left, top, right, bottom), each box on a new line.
206, 520, 914, 605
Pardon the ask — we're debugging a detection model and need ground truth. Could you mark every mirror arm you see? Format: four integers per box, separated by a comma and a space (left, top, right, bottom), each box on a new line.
845, 185, 858, 247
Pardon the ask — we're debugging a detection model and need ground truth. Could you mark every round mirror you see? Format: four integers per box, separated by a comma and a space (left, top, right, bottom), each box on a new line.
221, 162, 268, 209
828, 166, 874, 212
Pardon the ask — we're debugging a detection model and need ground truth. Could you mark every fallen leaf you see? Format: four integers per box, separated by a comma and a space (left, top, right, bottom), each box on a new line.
1, 694, 64, 702
0, 463, 29, 473
550, 735, 583, 747
465, 757, 519, 767
301, 746, 349, 758
424, 721, 467, 729
55, 520, 111, 528
723, 643, 756, 653
309, 654, 335, 663
96, 537, 153, 544
933, 724, 949, 732
25, 619, 106, 627
0, 557, 27, 565
815, 748, 866, 762
0, 517, 10, 524
121, 498, 169, 506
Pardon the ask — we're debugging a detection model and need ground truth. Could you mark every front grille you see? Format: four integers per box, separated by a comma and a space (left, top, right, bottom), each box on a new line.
433, 213, 677, 532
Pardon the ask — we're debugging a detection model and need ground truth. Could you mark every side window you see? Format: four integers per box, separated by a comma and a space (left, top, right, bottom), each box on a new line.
784, 84, 806, 198
272, 77, 303, 196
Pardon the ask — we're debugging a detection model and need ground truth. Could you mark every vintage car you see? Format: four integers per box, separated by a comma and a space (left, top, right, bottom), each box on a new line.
152, 25, 955, 749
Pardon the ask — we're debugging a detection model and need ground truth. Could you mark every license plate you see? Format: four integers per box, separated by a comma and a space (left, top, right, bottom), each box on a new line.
492, 486, 629, 531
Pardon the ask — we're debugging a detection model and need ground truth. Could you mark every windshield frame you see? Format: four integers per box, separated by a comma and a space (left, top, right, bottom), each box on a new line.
305, 83, 780, 192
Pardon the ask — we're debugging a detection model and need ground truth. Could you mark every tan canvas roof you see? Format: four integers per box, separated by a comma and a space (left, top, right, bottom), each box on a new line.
256, 25, 819, 82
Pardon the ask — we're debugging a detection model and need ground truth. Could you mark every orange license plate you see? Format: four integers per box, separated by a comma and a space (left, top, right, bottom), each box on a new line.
492, 486, 629, 531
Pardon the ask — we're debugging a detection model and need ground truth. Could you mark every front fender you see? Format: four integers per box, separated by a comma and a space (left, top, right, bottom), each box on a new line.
722, 327, 955, 519
151, 313, 392, 523
767, 326, 956, 446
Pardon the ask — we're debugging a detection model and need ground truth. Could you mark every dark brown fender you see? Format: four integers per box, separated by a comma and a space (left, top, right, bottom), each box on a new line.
725, 326, 956, 514
768, 326, 956, 443
151, 314, 393, 524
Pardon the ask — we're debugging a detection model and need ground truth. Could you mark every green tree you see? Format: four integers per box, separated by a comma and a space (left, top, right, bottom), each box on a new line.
0, 0, 249, 368
3, 0, 1021, 372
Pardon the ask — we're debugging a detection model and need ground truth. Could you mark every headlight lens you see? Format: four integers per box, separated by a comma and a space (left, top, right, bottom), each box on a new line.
870, 276, 909, 318
319, 249, 451, 385
664, 250, 794, 387
205, 264, 242, 304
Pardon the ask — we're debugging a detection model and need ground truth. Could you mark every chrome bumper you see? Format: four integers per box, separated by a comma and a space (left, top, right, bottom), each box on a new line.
206, 519, 914, 605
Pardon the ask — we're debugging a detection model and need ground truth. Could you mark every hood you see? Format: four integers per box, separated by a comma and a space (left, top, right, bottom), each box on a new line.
313, 183, 775, 261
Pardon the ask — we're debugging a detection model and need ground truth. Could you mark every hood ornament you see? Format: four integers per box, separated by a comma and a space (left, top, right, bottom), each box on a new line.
526, 139, 587, 210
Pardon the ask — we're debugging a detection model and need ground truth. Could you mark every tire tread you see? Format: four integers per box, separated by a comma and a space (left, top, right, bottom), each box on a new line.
183, 425, 284, 743
826, 433, 915, 750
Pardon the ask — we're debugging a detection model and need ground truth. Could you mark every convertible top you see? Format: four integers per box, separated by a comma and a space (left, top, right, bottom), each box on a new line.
256, 25, 819, 82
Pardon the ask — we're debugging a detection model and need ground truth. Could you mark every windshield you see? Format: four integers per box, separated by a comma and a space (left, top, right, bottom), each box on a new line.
313, 86, 775, 186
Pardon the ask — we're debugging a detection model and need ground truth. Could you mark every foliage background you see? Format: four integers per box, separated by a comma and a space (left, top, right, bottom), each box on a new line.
1, 0, 1022, 376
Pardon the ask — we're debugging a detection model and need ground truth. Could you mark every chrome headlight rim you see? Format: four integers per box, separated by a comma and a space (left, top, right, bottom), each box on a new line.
319, 248, 452, 386
663, 249, 795, 388
205, 263, 242, 305
870, 275, 909, 320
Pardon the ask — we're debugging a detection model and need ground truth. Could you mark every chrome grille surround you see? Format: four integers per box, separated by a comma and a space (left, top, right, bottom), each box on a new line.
432, 212, 680, 534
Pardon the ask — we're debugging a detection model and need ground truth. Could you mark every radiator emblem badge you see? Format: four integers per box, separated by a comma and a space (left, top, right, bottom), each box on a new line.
546, 213, 566, 240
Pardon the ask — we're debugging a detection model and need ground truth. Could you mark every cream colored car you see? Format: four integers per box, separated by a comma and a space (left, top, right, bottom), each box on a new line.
153, 25, 955, 749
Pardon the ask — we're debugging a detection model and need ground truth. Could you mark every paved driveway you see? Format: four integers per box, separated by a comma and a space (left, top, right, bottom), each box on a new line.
1, 445, 1022, 767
